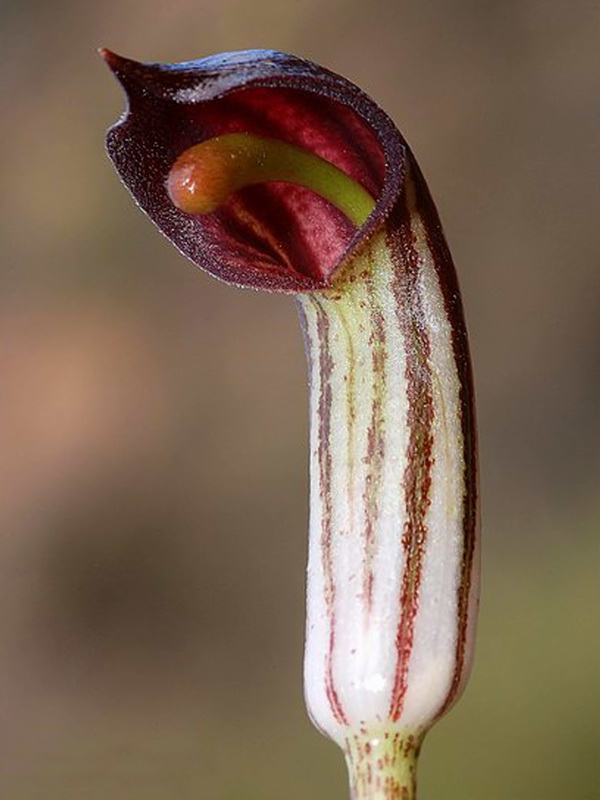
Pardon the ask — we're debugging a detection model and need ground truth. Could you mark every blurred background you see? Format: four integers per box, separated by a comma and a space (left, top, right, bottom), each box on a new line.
0, 0, 598, 797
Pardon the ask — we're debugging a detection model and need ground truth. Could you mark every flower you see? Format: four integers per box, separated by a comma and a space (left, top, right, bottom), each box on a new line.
103, 48, 479, 800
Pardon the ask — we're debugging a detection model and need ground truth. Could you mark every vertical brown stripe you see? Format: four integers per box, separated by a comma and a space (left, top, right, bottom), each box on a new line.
387, 187, 435, 722
295, 300, 312, 381
409, 158, 478, 715
313, 298, 348, 726
335, 302, 358, 563
362, 278, 388, 616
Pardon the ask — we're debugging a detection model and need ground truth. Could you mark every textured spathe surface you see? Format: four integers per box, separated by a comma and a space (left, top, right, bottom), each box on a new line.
103, 49, 405, 291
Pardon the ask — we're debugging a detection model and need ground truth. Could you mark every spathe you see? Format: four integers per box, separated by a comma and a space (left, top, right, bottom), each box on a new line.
102, 48, 406, 291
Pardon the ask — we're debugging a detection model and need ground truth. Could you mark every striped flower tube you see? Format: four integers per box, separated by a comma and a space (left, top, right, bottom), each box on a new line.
102, 49, 479, 800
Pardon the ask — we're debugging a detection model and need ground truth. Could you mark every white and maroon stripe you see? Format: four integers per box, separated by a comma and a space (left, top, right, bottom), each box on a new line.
297, 162, 478, 760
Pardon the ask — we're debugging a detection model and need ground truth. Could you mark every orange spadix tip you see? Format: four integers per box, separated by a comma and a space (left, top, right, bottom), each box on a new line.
166, 135, 271, 215
167, 145, 234, 214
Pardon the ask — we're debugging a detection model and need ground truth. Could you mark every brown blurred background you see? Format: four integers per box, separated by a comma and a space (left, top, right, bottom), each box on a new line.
0, 1, 598, 797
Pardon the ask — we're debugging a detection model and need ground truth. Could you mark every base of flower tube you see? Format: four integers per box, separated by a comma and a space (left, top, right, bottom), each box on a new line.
343, 728, 423, 800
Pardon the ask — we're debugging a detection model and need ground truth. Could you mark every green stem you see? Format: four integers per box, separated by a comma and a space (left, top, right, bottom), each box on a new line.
344, 730, 422, 800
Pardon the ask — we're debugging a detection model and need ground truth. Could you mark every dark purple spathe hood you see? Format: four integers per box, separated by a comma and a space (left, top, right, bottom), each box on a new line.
102, 49, 408, 292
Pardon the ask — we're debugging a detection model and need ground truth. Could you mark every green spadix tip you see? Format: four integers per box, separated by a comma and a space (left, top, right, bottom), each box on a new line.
166, 133, 375, 226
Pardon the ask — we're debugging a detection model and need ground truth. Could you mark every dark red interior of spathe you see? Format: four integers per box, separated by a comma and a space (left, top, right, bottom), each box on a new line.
107, 79, 387, 291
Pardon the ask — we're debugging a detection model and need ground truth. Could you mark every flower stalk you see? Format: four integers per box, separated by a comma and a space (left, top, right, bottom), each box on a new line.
298, 169, 476, 800
102, 49, 479, 800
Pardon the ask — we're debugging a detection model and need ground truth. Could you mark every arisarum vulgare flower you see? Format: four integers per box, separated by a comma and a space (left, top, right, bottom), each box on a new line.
102, 48, 479, 800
